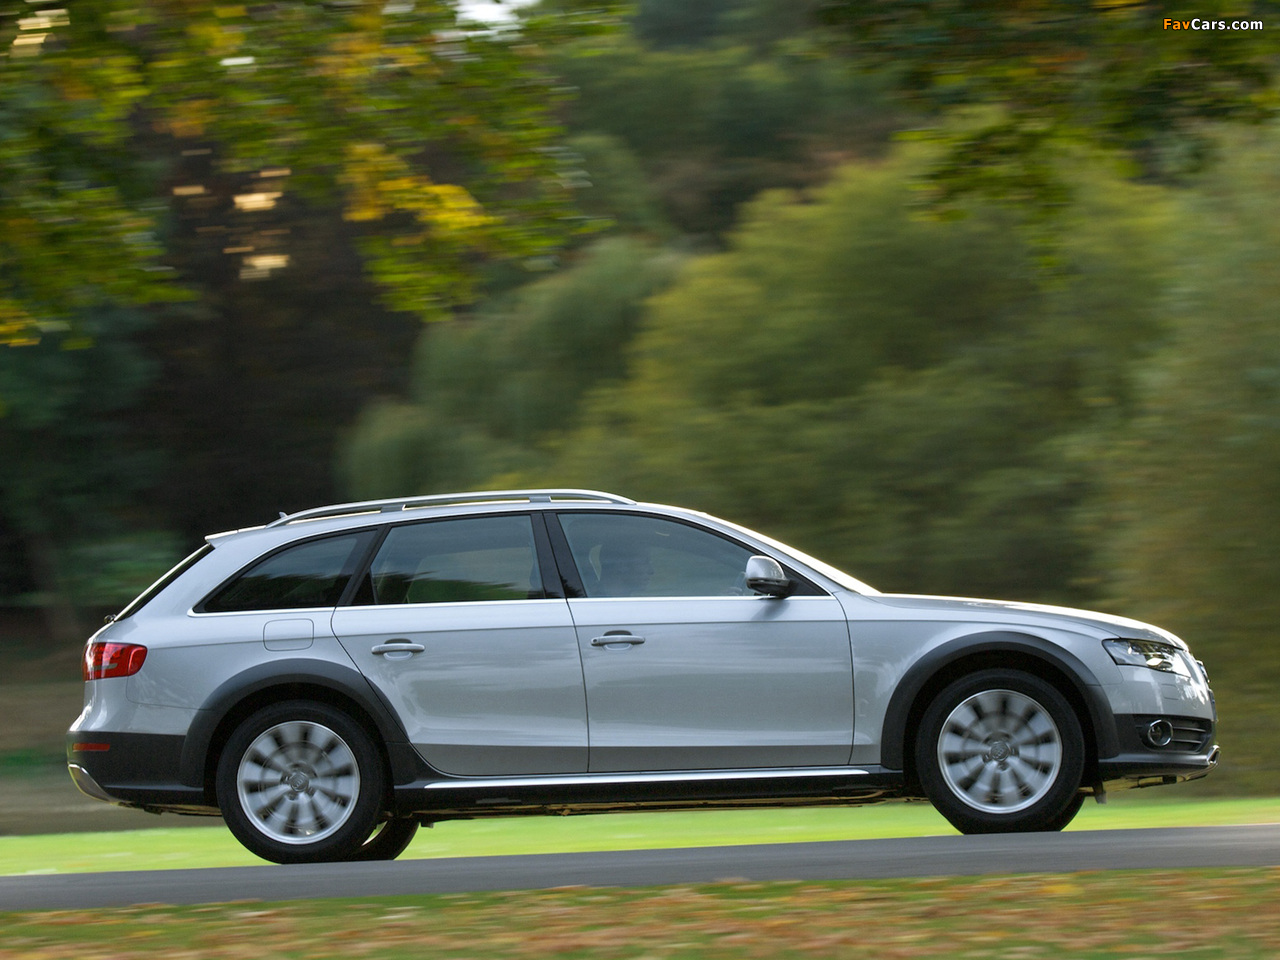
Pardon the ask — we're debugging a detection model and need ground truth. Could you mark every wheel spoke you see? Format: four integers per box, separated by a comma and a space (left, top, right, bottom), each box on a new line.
246, 782, 290, 820
987, 768, 1005, 805
242, 754, 283, 782
1016, 754, 1055, 775
315, 778, 356, 807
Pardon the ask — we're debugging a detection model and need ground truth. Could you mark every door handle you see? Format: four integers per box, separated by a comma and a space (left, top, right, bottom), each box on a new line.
372, 640, 426, 655
590, 634, 645, 646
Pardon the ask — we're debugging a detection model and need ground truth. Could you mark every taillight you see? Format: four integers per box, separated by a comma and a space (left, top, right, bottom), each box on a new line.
83, 642, 148, 681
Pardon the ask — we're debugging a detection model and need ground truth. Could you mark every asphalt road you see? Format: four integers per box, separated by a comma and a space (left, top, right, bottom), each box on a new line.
4, 824, 1280, 911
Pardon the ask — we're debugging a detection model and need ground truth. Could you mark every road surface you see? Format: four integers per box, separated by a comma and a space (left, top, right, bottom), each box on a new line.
4, 824, 1280, 911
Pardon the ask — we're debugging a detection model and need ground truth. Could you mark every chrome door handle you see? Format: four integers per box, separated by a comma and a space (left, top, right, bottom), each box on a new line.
372, 640, 426, 655
590, 634, 645, 646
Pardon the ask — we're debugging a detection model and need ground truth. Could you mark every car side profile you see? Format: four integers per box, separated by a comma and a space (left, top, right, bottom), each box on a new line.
67, 490, 1218, 863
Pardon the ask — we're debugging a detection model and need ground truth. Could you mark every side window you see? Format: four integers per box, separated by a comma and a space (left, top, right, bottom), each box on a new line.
202, 533, 367, 613
558, 513, 754, 598
366, 515, 544, 605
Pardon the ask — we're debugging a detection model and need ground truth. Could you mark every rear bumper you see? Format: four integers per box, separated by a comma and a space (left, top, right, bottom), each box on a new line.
65, 732, 215, 813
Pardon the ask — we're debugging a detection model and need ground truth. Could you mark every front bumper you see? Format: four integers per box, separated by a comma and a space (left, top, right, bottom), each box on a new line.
1096, 712, 1219, 787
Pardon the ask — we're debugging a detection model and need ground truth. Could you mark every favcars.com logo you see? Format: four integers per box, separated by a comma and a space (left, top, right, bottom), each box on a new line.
1163, 17, 1265, 29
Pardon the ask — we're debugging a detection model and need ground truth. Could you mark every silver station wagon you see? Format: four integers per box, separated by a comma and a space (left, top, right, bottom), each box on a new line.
67, 490, 1218, 863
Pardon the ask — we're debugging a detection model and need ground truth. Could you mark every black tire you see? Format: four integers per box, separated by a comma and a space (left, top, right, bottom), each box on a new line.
350, 817, 421, 861
915, 669, 1085, 835
216, 700, 387, 864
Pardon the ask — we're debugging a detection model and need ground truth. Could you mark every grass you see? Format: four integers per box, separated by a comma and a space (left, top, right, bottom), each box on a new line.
3, 793, 1280, 877
5, 869, 1280, 958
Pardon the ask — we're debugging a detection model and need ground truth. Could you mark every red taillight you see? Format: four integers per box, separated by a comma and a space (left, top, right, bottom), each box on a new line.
83, 642, 148, 681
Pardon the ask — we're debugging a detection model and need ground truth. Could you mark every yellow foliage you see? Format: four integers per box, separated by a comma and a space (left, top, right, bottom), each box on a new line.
0, 299, 40, 348
340, 144, 497, 237
160, 99, 217, 139
186, 21, 241, 57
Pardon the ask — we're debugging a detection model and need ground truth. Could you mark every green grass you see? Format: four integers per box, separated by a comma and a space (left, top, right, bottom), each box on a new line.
4, 794, 1279, 877
6, 870, 1280, 958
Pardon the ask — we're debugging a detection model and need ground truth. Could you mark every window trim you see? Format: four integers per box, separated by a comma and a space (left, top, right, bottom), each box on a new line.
336, 511, 563, 608
117, 542, 215, 621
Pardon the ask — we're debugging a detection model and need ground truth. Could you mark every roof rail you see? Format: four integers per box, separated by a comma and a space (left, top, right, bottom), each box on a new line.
267, 489, 636, 527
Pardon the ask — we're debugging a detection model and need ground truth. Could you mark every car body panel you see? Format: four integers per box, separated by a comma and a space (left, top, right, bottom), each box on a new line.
569, 595, 854, 771
331, 599, 588, 776
124, 610, 356, 709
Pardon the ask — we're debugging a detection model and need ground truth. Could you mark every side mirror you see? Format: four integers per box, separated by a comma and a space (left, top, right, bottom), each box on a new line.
745, 555, 791, 598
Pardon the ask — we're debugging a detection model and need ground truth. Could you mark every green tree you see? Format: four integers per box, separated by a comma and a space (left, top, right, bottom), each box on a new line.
342, 236, 681, 498
0, 0, 615, 347
1097, 127, 1280, 790
508, 150, 1172, 602
0, 0, 619, 634
819, 0, 1278, 210
0, 309, 164, 637
549, 13, 899, 236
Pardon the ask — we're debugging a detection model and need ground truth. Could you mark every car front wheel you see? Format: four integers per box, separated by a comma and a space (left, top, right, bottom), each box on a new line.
916, 669, 1085, 834
216, 701, 386, 863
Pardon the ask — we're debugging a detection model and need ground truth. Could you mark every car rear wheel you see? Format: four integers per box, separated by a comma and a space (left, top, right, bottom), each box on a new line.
216, 701, 386, 863
350, 817, 420, 861
916, 669, 1085, 834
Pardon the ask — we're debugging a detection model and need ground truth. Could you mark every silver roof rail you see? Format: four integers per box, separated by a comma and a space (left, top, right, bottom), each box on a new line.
267, 489, 636, 527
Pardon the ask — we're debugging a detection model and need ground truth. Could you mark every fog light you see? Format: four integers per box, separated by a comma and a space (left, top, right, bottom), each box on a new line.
1144, 719, 1174, 748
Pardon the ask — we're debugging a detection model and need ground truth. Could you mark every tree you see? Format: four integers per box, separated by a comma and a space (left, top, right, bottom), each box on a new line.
501, 149, 1172, 603
0, 0, 616, 347
548, 7, 900, 236
1096, 127, 1280, 790
0, 308, 161, 637
342, 236, 681, 498
818, 0, 1278, 210
0, 0, 620, 633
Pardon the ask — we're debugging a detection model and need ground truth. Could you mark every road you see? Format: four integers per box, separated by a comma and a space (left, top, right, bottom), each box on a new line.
4, 825, 1280, 911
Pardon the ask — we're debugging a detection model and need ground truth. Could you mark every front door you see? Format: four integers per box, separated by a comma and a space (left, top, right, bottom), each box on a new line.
554, 512, 854, 772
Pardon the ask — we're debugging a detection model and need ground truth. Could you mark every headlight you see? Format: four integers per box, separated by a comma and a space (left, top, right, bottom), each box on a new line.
1103, 638, 1192, 676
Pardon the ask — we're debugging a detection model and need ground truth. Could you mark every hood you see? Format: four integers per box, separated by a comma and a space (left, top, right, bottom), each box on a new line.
867, 593, 1185, 647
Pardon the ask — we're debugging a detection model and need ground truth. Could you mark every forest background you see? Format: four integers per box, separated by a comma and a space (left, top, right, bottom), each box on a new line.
2, 0, 1278, 796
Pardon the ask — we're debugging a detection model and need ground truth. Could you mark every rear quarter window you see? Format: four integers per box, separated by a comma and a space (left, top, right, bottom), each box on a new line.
200, 532, 369, 613
114, 543, 214, 621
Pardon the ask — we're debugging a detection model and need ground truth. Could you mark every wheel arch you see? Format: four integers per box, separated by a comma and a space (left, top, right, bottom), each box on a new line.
879, 631, 1116, 790
179, 659, 424, 804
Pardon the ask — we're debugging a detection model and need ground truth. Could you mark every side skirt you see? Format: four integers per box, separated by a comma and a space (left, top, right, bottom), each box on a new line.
391, 766, 908, 821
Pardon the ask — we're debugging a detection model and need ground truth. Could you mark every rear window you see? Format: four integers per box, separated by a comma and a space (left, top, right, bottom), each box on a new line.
200, 533, 369, 613
114, 543, 214, 621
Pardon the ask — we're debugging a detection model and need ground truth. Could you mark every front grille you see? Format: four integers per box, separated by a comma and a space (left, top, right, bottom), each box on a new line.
1134, 715, 1214, 752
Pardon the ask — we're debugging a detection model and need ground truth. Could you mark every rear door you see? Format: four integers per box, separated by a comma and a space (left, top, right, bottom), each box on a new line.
331, 513, 587, 776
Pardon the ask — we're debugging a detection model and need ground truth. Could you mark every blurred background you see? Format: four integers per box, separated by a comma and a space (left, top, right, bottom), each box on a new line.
2, 0, 1277, 833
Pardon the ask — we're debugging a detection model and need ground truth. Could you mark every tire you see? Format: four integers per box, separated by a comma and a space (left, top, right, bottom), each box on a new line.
915, 669, 1085, 835
350, 817, 420, 861
216, 700, 387, 864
